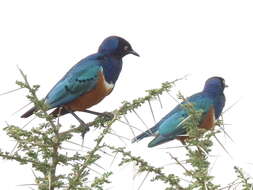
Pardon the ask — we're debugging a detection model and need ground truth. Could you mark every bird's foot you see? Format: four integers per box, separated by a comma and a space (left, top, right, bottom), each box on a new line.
66, 108, 90, 138
82, 109, 114, 120
101, 112, 114, 120
80, 122, 90, 139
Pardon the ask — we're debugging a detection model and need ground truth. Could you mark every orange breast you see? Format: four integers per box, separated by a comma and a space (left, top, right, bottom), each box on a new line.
64, 71, 113, 111
176, 107, 215, 144
199, 107, 215, 130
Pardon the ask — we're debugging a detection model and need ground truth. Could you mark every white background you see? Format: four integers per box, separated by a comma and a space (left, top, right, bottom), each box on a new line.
0, 0, 253, 189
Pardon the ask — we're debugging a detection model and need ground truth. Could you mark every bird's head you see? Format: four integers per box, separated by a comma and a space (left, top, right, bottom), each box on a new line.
203, 76, 228, 94
98, 36, 139, 58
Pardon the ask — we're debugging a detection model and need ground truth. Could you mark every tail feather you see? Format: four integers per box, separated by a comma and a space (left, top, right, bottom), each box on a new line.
21, 107, 36, 118
21, 98, 47, 118
49, 107, 69, 117
148, 135, 174, 148
131, 126, 158, 143
21, 106, 70, 118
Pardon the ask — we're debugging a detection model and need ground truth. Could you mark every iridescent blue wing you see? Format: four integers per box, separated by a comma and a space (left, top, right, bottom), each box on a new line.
45, 56, 102, 108
148, 93, 214, 147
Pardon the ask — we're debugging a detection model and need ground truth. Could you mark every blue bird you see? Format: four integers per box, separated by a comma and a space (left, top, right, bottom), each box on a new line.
21, 36, 139, 119
132, 77, 227, 147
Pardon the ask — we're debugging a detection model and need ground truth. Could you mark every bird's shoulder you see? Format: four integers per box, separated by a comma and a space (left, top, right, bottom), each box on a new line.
187, 91, 225, 118
166, 92, 211, 116
185, 92, 214, 108
157, 92, 214, 136
63, 53, 104, 78
157, 92, 213, 127
44, 54, 106, 107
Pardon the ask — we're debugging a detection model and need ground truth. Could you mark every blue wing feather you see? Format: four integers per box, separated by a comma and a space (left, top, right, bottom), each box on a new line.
45, 55, 103, 108
133, 92, 217, 147
158, 93, 213, 132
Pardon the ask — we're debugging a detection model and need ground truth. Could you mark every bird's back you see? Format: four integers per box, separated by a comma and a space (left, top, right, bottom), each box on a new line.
133, 91, 224, 146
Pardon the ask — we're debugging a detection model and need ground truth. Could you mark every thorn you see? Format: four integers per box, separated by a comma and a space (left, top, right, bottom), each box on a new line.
92, 162, 106, 171
209, 156, 219, 174
109, 129, 128, 146
22, 116, 36, 129
87, 166, 102, 175
109, 152, 118, 168
123, 115, 136, 138
117, 119, 143, 132
31, 169, 38, 179
66, 140, 113, 157
61, 146, 87, 153
197, 145, 209, 157
16, 184, 38, 187
12, 102, 32, 116
137, 171, 150, 190
167, 91, 180, 104
160, 144, 191, 150
222, 98, 241, 114
160, 160, 187, 167
0, 87, 23, 96
9, 117, 36, 154
148, 100, 156, 124
132, 110, 149, 129
214, 134, 233, 160
218, 124, 234, 143
157, 94, 163, 109
109, 130, 131, 141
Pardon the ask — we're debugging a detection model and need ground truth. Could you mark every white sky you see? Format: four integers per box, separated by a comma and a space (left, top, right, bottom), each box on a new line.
0, 0, 253, 189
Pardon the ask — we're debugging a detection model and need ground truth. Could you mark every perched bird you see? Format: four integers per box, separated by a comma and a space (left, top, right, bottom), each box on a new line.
132, 77, 227, 148
21, 36, 139, 121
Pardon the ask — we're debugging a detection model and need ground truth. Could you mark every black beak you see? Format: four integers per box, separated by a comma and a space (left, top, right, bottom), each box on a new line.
225, 84, 229, 88
129, 50, 140, 57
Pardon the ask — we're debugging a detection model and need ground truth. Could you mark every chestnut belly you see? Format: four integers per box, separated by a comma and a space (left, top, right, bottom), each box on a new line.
64, 71, 113, 111
176, 107, 215, 143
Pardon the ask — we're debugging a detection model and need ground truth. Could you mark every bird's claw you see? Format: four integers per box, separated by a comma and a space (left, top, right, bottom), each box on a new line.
81, 127, 90, 139
80, 123, 90, 139
102, 112, 114, 120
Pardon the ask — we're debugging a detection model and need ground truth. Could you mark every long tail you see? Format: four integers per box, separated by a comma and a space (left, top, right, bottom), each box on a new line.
49, 107, 69, 117
131, 126, 159, 143
21, 107, 36, 118
148, 135, 174, 148
21, 99, 47, 118
21, 106, 69, 118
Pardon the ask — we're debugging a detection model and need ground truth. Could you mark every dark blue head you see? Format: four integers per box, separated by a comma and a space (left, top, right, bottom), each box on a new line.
98, 36, 139, 58
203, 77, 227, 94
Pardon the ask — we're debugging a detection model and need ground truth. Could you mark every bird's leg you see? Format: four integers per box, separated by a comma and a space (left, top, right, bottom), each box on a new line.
81, 109, 114, 120
66, 108, 90, 138
176, 136, 188, 145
